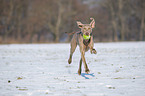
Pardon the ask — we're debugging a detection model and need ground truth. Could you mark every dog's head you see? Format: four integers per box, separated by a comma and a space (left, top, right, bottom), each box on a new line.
77, 18, 95, 37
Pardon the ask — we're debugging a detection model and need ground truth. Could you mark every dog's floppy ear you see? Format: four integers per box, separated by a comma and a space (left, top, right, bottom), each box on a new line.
90, 18, 95, 28
76, 21, 83, 28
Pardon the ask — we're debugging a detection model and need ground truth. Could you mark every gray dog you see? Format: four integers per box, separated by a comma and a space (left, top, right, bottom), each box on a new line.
67, 18, 97, 75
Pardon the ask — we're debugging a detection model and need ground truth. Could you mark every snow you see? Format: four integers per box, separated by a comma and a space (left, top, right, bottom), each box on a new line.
0, 42, 145, 96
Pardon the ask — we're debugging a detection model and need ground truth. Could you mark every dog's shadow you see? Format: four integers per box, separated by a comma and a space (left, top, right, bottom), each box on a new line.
81, 73, 95, 79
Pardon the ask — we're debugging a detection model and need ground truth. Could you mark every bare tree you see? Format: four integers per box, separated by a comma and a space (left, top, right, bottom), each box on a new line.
0, 0, 144, 43
139, 0, 145, 40
118, 0, 125, 41
102, 0, 118, 41
3, 0, 14, 42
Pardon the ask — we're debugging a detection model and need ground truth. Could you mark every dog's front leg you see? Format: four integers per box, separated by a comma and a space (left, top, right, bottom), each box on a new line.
89, 37, 97, 54
78, 58, 82, 75
80, 46, 90, 74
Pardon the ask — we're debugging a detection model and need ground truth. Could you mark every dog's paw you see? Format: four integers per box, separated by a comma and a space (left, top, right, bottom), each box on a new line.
91, 49, 97, 54
85, 69, 90, 74
68, 58, 72, 64
92, 49, 97, 54
78, 70, 81, 75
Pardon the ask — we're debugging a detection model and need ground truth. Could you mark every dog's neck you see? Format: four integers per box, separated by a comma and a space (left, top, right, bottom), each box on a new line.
78, 31, 92, 46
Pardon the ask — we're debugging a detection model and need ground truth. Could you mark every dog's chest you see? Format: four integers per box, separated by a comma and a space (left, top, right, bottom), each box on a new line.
83, 39, 91, 46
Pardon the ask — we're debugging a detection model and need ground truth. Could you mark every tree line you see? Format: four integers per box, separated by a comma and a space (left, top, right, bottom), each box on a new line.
0, 0, 144, 43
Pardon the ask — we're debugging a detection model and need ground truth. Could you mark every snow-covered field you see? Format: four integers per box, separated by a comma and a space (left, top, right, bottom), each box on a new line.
0, 42, 145, 96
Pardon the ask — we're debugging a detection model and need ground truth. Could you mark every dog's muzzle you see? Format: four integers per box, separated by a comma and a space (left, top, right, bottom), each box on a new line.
83, 34, 90, 40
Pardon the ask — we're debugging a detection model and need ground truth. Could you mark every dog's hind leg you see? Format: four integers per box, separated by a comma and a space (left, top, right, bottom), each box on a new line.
68, 35, 77, 64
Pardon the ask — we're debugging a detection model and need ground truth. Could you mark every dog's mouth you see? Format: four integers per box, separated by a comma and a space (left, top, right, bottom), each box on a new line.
83, 34, 90, 40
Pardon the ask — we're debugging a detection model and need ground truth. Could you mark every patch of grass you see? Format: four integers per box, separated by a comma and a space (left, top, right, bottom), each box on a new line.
54, 77, 58, 80
113, 77, 125, 79
45, 92, 49, 94
77, 81, 80, 83
132, 65, 137, 67
65, 66, 71, 68
77, 86, 80, 89
18, 88, 28, 91
16, 86, 28, 91
115, 69, 120, 73
17, 77, 23, 80
98, 72, 101, 74
108, 87, 115, 89
113, 77, 133, 79
6, 62, 9, 65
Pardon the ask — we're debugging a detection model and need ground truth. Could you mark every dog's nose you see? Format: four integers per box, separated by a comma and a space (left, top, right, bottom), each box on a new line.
85, 32, 90, 36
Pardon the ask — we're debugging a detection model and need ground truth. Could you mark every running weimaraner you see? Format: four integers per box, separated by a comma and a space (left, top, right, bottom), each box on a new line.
67, 18, 97, 75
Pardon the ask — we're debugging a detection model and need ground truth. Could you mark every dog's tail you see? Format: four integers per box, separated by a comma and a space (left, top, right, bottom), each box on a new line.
65, 32, 75, 35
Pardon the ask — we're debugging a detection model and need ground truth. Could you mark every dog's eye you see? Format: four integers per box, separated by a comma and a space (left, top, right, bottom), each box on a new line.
88, 28, 91, 30
79, 25, 83, 28
84, 28, 87, 30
